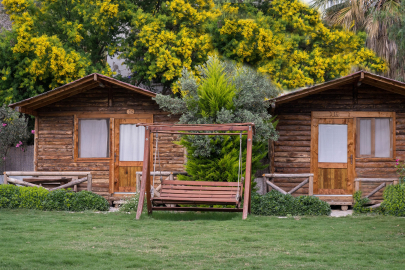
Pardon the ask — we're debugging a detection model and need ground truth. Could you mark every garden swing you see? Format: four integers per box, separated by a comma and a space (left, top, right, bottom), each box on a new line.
136, 123, 254, 220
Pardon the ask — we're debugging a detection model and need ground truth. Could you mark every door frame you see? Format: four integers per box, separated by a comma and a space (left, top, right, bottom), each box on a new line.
110, 114, 153, 194
311, 117, 354, 195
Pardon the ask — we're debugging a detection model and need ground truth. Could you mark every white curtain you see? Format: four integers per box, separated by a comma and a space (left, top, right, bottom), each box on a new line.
119, 124, 145, 161
318, 124, 347, 163
359, 119, 372, 155
79, 119, 109, 158
375, 118, 391, 157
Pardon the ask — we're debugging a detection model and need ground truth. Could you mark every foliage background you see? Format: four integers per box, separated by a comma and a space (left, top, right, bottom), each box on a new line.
155, 56, 278, 182
0, 105, 29, 169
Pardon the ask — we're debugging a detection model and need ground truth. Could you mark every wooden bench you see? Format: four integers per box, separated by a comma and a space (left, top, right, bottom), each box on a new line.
152, 179, 243, 210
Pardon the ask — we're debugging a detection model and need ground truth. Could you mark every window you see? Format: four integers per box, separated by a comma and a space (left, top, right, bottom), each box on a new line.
79, 119, 110, 158
357, 118, 392, 158
318, 124, 348, 163
119, 124, 145, 161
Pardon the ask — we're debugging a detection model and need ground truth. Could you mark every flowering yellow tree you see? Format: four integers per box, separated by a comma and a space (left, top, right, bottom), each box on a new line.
212, 1, 387, 89
123, 0, 386, 92
0, 0, 134, 104
121, 0, 220, 94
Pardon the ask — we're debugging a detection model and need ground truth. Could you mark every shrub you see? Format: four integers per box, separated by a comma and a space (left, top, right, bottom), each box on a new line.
69, 191, 109, 212
0, 184, 19, 208
353, 191, 374, 214
294, 196, 331, 216
119, 193, 141, 213
0, 185, 109, 212
381, 184, 405, 217
251, 190, 331, 216
42, 189, 69, 211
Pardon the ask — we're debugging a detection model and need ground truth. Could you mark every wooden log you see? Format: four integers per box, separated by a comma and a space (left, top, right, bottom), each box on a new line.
355, 178, 398, 182
243, 126, 253, 219
288, 178, 309, 194
5, 171, 91, 176
152, 207, 243, 212
3, 172, 8, 185
49, 177, 88, 191
87, 174, 92, 191
365, 183, 386, 198
369, 203, 381, 209
355, 181, 360, 192
308, 175, 313, 196
266, 180, 287, 195
7, 178, 43, 188
264, 173, 314, 178
137, 127, 151, 220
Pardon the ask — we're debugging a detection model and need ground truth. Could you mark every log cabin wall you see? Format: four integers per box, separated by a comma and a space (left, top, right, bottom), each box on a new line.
273, 83, 405, 202
36, 86, 184, 199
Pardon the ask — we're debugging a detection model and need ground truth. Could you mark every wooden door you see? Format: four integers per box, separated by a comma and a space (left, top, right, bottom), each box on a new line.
312, 118, 354, 195
113, 117, 152, 193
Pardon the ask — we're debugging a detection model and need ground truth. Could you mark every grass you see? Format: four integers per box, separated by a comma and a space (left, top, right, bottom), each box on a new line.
0, 210, 404, 269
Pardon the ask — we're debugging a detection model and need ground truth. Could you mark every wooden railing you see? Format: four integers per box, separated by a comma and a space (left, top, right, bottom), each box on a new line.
263, 173, 314, 195
3, 171, 92, 192
354, 177, 399, 208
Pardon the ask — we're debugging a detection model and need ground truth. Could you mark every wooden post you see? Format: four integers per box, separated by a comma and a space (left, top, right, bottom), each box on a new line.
242, 126, 253, 220
136, 127, 151, 220
308, 175, 314, 196
169, 173, 174, 180
3, 172, 8, 185
355, 180, 360, 192
87, 174, 92, 191
136, 173, 141, 193
34, 117, 38, 171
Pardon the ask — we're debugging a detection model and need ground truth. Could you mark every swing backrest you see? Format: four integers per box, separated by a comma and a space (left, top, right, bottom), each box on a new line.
155, 179, 242, 205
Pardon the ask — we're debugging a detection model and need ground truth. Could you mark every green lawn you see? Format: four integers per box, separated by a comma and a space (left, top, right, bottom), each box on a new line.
0, 210, 404, 269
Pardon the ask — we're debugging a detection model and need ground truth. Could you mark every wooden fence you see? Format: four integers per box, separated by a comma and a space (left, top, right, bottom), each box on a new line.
262, 173, 314, 195
355, 177, 399, 208
4, 171, 92, 192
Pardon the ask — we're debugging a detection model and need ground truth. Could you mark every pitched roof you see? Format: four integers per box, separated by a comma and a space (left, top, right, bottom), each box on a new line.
9, 73, 156, 116
270, 71, 405, 105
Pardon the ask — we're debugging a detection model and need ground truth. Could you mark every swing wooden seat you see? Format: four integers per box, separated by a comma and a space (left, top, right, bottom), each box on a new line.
152, 179, 243, 209
136, 123, 254, 220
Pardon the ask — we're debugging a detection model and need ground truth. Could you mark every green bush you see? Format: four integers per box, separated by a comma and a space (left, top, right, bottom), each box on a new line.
251, 190, 331, 216
353, 191, 374, 214
119, 193, 141, 213
381, 184, 405, 216
69, 191, 109, 212
0, 185, 109, 212
0, 184, 19, 208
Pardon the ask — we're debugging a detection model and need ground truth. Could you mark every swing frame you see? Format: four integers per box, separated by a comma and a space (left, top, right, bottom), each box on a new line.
135, 123, 255, 220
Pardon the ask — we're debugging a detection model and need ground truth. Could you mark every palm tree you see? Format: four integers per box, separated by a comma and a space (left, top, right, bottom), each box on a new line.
310, 0, 404, 81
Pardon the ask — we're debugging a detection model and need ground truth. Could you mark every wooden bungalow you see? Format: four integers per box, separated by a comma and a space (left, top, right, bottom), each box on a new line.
8, 70, 405, 208
8, 73, 185, 202
268, 71, 404, 208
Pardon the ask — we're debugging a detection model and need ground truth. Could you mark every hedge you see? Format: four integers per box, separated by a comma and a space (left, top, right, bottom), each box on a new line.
0, 185, 109, 211
381, 183, 405, 216
251, 190, 331, 216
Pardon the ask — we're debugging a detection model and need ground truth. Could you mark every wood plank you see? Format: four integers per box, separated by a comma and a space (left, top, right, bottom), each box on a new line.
287, 178, 309, 194
162, 186, 240, 191
318, 163, 347, 168
160, 190, 237, 195
154, 197, 238, 203
311, 117, 318, 193
265, 180, 287, 194
152, 207, 243, 212
313, 111, 395, 118
162, 180, 240, 187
